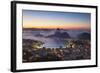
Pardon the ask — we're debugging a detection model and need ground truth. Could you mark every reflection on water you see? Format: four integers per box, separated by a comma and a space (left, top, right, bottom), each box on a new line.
23, 34, 65, 48
22, 29, 90, 48
22, 29, 91, 62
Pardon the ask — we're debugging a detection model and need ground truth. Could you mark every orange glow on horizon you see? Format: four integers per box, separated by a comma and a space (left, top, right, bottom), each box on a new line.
23, 24, 90, 30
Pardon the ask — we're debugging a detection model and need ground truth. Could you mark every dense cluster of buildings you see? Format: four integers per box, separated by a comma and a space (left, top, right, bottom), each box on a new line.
22, 39, 91, 63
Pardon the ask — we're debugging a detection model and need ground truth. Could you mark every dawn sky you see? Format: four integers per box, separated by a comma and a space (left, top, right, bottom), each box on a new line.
23, 10, 91, 30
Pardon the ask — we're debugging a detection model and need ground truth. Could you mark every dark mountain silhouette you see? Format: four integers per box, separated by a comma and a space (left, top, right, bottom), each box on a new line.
78, 32, 90, 40
46, 28, 71, 38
